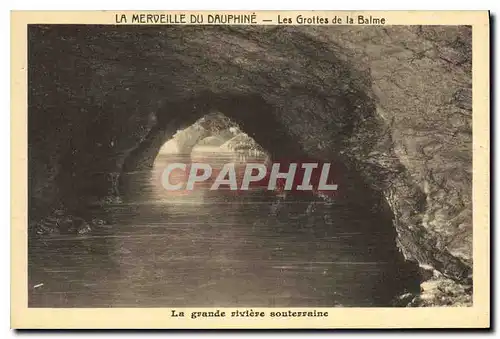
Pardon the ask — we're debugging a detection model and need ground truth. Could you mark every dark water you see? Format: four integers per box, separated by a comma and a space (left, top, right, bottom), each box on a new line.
28, 152, 411, 307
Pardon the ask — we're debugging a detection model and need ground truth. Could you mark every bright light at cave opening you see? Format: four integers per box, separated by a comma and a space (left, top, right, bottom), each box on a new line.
157, 138, 179, 155
151, 113, 271, 199
154, 112, 270, 161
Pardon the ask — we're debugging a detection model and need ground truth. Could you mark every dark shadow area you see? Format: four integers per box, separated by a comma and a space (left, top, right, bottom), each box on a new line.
27, 24, 429, 308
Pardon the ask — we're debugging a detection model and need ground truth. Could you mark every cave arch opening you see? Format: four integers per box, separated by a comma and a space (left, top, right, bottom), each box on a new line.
108, 93, 422, 307
122, 111, 276, 204
118, 94, 306, 200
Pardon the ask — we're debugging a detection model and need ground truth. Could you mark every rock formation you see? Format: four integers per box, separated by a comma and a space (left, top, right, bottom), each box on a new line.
28, 25, 472, 305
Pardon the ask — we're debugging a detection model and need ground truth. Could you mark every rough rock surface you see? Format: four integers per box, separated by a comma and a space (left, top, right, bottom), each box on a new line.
28, 25, 472, 305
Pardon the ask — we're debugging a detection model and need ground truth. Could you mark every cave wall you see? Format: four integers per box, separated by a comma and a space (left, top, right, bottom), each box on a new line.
28, 25, 472, 283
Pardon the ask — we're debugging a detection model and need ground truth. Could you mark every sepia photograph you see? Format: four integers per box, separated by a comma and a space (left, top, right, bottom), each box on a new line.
11, 10, 490, 329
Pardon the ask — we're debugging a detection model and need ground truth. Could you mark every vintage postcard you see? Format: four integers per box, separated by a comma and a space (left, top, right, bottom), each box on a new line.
11, 10, 490, 329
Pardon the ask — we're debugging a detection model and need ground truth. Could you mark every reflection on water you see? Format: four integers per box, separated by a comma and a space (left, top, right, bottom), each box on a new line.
29, 152, 409, 307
